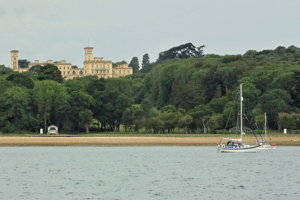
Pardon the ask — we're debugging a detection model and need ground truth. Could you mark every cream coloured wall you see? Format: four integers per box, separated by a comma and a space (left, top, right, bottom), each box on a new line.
10, 50, 19, 69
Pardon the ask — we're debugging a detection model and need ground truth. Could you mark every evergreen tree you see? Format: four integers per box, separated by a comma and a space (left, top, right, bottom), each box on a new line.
142, 53, 150, 68
18, 59, 30, 69
128, 57, 139, 73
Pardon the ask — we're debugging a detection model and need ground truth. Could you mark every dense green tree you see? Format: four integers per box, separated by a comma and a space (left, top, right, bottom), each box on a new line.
122, 106, 139, 132
258, 89, 292, 129
157, 43, 204, 62
28, 65, 43, 74
79, 109, 93, 133
278, 113, 300, 130
0, 65, 12, 75
148, 117, 164, 133
98, 78, 134, 131
6, 72, 34, 89
0, 86, 30, 132
158, 105, 177, 133
209, 113, 223, 133
142, 54, 150, 68
241, 81, 261, 110
188, 105, 213, 134
33, 80, 69, 132
63, 79, 95, 132
222, 101, 239, 129
208, 97, 229, 114
29, 64, 63, 83
18, 59, 30, 69
128, 57, 140, 73
178, 114, 193, 134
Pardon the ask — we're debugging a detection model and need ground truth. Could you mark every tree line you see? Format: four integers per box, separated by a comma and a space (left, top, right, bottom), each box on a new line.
1, 44, 300, 134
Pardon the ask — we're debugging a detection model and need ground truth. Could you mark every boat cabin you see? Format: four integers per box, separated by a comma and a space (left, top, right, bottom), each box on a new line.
225, 141, 242, 148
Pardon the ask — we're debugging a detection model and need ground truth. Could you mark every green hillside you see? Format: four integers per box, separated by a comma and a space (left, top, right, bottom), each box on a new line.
1, 45, 300, 134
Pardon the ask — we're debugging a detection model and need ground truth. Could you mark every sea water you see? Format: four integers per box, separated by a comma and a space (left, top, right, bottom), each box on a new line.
0, 146, 299, 200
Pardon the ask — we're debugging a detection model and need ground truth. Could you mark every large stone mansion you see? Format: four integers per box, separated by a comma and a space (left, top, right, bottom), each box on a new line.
10, 47, 133, 80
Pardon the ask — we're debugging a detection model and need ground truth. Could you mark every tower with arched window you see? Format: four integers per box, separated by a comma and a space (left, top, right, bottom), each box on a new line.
10, 50, 19, 69
84, 47, 94, 61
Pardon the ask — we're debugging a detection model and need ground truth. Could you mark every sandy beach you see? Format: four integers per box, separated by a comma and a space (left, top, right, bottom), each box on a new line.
0, 136, 300, 146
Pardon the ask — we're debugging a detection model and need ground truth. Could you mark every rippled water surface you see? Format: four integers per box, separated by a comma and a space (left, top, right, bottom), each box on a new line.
0, 146, 299, 200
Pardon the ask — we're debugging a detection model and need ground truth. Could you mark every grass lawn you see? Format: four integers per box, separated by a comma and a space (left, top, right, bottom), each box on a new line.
0, 130, 298, 137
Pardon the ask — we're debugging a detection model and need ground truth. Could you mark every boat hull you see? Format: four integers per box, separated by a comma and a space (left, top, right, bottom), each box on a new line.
257, 145, 276, 150
217, 146, 258, 153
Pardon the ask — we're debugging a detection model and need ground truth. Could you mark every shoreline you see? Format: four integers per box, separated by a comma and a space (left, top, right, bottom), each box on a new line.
0, 136, 300, 146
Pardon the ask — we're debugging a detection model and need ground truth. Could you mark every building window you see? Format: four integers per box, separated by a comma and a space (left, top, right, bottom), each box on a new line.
112, 70, 114, 74
63, 72, 65, 75
128, 71, 129, 74
64, 67, 65, 69
92, 65, 93, 68
107, 64, 109, 68
13, 62, 16, 64
119, 71, 121, 74
72, 71, 75, 75
68, 67, 69, 69
123, 70, 125, 74
92, 70, 94, 74
14, 58, 16, 60
60, 67, 61, 69
107, 70, 109, 73
67, 72, 69, 75
85, 71, 86, 74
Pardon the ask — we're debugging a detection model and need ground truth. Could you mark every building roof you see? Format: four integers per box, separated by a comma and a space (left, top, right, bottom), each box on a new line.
84, 47, 94, 49
10, 50, 19, 52
95, 67, 106, 70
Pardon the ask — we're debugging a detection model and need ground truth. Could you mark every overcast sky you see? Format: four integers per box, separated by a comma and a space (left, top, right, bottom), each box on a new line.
1, 0, 300, 68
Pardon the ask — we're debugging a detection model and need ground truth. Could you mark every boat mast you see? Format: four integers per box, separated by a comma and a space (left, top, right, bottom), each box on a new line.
240, 83, 243, 139
265, 112, 267, 140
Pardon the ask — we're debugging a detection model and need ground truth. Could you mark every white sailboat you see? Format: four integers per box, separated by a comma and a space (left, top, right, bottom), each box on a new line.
217, 84, 258, 153
257, 113, 276, 150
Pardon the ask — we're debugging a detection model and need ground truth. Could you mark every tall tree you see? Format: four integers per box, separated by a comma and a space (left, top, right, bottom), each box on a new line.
33, 80, 69, 132
142, 53, 150, 68
79, 109, 93, 133
18, 59, 30, 69
63, 78, 95, 132
188, 105, 213, 134
29, 64, 63, 83
128, 57, 140, 73
258, 89, 292, 129
157, 43, 205, 62
0, 86, 30, 132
